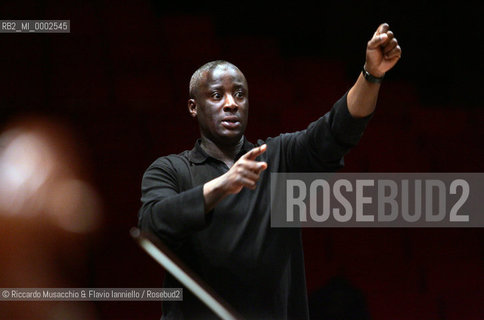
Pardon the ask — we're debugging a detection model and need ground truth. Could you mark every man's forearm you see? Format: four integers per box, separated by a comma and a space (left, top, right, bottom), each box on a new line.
347, 72, 381, 118
203, 176, 228, 213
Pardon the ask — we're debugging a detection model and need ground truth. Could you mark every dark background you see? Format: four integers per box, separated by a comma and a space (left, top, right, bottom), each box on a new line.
0, 1, 482, 319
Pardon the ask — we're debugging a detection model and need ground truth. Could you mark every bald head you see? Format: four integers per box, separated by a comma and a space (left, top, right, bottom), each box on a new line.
189, 60, 246, 99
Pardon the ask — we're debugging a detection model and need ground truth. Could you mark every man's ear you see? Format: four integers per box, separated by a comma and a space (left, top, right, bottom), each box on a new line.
188, 99, 197, 118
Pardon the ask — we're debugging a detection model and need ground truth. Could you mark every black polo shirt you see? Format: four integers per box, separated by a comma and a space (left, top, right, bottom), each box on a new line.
139, 92, 372, 319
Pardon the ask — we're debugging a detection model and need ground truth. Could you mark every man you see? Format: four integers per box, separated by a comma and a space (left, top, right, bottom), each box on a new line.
139, 23, 401, 319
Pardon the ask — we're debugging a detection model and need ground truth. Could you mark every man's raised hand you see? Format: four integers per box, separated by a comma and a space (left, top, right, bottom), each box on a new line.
365, 23, 402, 78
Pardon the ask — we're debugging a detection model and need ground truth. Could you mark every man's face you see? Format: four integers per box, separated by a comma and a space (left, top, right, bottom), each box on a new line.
189, 65, 249, 145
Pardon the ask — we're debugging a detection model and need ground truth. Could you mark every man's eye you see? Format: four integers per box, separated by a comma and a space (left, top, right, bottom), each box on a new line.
212, 93, 221, 99
235, 91, 244, 98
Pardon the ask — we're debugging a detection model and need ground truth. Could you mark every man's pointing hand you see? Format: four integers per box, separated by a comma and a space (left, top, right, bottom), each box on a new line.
222, 144, 268, 194
203, 145, 268, 212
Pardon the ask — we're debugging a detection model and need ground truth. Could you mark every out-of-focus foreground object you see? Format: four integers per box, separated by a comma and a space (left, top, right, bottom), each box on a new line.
0, 116, 101, 320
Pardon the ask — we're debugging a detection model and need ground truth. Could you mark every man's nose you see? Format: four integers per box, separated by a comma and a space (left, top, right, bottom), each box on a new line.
223, 94, 238, 112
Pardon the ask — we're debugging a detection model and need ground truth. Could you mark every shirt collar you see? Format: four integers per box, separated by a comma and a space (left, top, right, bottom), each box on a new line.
188, 137, 254, 164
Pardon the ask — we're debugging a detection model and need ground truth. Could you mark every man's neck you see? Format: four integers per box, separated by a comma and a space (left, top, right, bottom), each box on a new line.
200, 136, 244, 168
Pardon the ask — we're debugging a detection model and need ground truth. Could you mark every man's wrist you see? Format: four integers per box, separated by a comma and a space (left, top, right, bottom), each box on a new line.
362, 65, 384, 83
204, 176, 223, 196
203, 177, 227, 213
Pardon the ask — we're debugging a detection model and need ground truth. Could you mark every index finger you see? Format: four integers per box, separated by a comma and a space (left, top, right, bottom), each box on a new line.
376, 22, 389, 35
242, 144, 267, 161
